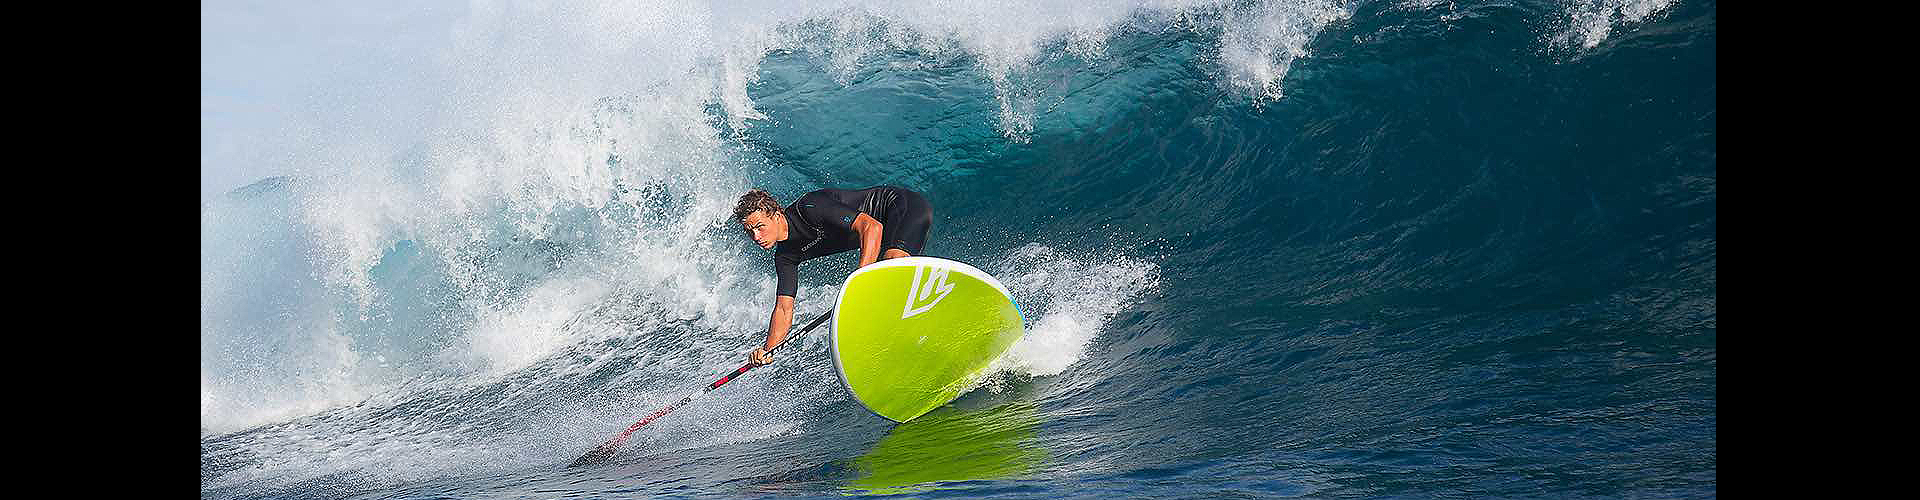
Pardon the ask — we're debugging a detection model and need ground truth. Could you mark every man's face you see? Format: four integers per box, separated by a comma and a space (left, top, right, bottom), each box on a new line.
740, 210, 784, 250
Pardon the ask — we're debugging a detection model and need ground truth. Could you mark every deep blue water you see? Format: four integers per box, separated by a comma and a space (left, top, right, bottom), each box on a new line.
201, 0, 1714, 498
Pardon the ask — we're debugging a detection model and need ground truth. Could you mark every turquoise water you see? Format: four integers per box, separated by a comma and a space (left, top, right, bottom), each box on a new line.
200, 0, 1715, 498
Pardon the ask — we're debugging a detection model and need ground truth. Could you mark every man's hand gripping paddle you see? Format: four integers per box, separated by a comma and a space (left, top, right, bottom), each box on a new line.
568, 311, 832, 467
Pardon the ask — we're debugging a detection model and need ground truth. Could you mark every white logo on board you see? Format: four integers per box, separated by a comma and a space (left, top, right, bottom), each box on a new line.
903, 265, 955, 319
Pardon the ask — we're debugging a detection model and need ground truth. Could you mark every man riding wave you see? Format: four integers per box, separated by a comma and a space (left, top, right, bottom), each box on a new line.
733, 186, 934, 366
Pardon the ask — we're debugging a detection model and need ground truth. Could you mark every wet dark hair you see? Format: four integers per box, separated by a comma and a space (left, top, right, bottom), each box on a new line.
733, 189, 783, 220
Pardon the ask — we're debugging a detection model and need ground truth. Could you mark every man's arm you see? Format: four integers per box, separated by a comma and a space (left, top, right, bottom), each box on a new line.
852, 212, 884, 268
753, 295, 796, 365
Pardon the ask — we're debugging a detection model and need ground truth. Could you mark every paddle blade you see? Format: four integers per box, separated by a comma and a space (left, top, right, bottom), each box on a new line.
566, 313, 826, 468
569, 437, 625, 467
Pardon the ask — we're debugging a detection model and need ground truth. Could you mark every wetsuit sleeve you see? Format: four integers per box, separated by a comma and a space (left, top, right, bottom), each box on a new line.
796, 193, 863, 234
775, 252, 801, 298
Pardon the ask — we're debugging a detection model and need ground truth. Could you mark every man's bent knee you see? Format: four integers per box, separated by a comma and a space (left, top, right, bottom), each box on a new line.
882, 248, 911, 260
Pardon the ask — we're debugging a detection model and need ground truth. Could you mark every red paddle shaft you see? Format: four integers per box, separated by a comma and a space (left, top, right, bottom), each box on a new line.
569, 311, 832, 467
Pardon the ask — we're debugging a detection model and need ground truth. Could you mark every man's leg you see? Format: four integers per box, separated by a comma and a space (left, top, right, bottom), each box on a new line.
879, 189, 932, 261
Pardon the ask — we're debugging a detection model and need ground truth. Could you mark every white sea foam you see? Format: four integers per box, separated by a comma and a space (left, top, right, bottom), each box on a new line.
979, 244, 1161, 386
1550, 0, 1679, 50
1215, 0, 1352, 102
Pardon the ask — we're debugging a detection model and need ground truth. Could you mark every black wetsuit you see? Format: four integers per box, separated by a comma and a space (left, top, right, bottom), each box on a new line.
773, 186, 932, 298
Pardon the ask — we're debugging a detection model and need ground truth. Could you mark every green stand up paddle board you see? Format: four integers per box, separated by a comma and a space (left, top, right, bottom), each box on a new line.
830, 256, 1024, 422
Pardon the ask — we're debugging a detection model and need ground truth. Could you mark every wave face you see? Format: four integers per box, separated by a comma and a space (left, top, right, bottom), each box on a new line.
200, 0, 1715, 498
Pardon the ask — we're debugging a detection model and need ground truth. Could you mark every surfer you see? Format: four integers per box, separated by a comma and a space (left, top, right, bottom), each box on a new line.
734, 186, 934, 366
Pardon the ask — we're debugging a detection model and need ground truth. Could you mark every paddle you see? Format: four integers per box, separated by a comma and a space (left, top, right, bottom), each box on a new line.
568, 311, 833, 467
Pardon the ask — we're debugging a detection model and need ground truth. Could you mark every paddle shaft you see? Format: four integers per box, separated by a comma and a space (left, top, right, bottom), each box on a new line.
569, 311, 831, 466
